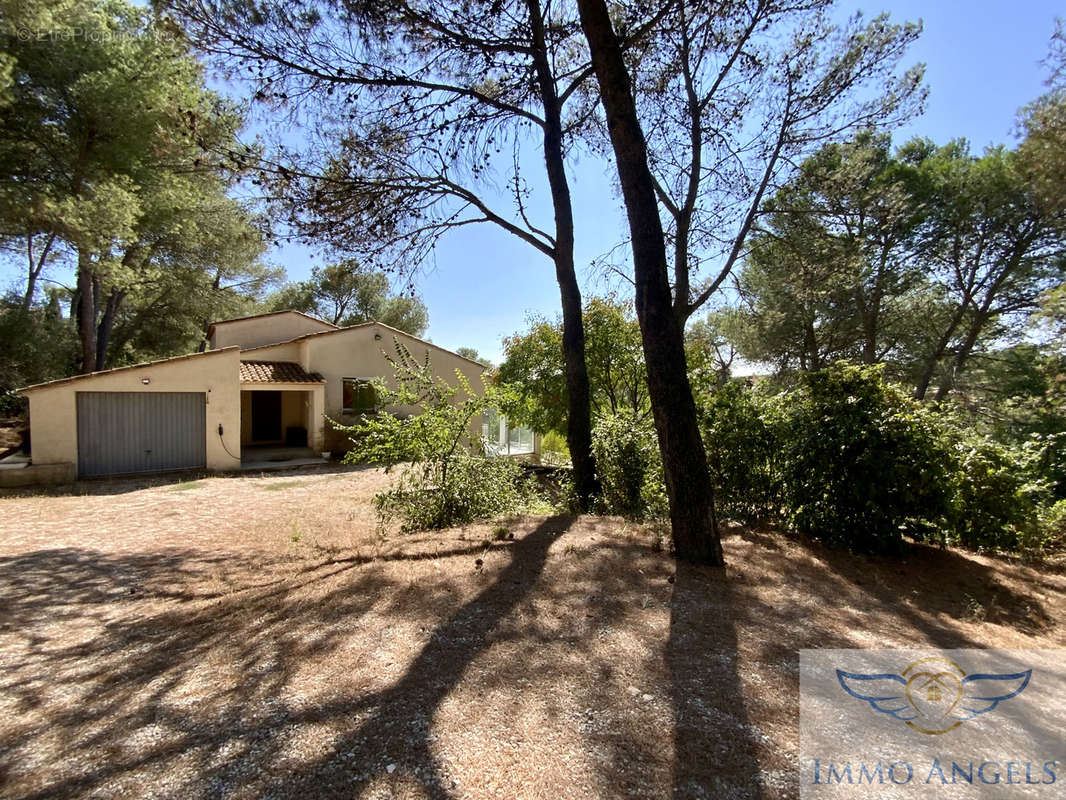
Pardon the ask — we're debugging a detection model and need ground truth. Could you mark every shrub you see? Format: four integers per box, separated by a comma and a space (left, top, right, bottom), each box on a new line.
947, 435, 1047, 552
778, 364, 954, 554
540, 429, 570, 467
339, 340, 540, 531
700, 381, 784, 524
1031, 431, 1066, 501
1021, 499, 1066, 559
591, 413, 668, 520
374, 454, 532, 531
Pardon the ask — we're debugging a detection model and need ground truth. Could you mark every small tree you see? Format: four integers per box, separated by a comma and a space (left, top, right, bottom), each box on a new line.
338, 340, 532, 530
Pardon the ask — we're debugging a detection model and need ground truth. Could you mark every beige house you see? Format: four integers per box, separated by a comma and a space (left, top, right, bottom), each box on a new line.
18, 310, 531, 480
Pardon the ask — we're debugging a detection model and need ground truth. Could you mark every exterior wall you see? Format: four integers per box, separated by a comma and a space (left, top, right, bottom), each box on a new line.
24, 348, 242, 475
302, 326, 486, 453
210, 312, 335, 350
235, 341, 307, 365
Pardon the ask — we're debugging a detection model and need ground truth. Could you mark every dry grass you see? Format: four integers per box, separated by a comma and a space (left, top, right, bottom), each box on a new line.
0, 468, 1063, 799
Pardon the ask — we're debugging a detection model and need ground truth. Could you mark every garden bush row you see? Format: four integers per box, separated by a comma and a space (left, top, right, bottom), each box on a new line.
592, 364, 1066, 558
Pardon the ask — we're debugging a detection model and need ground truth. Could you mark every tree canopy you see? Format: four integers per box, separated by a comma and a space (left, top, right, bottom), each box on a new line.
266, 259, 429, 336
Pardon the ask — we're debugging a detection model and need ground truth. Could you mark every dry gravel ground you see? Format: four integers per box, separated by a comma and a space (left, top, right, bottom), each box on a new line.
1, 467, 1064, 799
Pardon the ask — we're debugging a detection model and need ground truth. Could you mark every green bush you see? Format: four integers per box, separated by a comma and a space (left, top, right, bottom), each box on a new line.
374, 454, 532, 531
339, 340, 541, 531
700, 381, 784, 524
947, 435, 1047, 552
591, 413, 668, 520
1021, 499, 1066, 559
0, 390, 26, 418
540, 429, 570, 467
1032, 431, 1066, 501
778, 364, 954, 554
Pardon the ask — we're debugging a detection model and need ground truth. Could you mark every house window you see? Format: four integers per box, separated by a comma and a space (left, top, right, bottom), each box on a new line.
342, 378, 378, 414
482, 408, 501, 445
508, 424, 534, 452
482, 407, 534, 455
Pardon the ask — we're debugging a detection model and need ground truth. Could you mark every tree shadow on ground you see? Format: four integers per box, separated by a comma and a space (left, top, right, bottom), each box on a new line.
668, 561, 766, 799
2, 517, 1059, 800
781, 532, 1059, 644
0, 516, 574, 799
259, 515, 573, 798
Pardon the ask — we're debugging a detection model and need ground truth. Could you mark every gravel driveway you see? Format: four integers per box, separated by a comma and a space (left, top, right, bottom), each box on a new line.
1, 467, 1063, 799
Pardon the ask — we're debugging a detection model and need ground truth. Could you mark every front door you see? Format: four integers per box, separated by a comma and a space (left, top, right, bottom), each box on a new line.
251, 391, 282, 442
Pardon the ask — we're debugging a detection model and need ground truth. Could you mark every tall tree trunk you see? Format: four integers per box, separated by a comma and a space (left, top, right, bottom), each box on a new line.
576, 0, 723, 565
200, 268, 224, 352
526, 0, 600, 507
95, 288, 126, 371
76, 248, 98, 374
23, 232, 57, 311
913, 302, 969, 400
932, 314, 986, 404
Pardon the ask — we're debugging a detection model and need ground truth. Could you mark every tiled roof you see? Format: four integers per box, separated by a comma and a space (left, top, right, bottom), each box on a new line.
239, 361, 324, 384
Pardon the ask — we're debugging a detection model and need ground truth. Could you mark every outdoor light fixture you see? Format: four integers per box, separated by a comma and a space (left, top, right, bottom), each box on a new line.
374, 332, 382, 341
141, 377, 150, 385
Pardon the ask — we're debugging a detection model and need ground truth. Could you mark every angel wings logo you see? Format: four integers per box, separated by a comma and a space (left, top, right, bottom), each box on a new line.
837, 655, 1032, 735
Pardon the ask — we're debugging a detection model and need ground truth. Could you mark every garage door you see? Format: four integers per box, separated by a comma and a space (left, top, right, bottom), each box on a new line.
76, 392, 206, 477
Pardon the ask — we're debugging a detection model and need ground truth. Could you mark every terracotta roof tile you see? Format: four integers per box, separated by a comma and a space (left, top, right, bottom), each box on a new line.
239, 361, 324, 384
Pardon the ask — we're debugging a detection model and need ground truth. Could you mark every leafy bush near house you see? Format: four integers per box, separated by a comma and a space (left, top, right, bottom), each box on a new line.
540, 429, 570, 467
777, 364, 954, 555
700, 381, 784, 525
591, 413, 668, 520
339, 340, 541, 531
374, 453, 532, 531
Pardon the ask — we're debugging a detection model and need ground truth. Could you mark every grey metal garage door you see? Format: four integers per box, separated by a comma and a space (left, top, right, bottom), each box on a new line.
76, 392, 206, 477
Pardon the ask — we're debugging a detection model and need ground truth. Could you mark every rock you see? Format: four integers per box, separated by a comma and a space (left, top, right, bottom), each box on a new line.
386, 763, 396, 774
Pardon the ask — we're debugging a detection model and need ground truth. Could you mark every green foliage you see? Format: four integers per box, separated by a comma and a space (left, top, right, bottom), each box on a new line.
455, 347, 490, 367
0, 389, 26, 417
496, 316, 566, 435
338, 340, 536, 530
1035, 431, 1066, 501
266, 259, 429, 335
374, 454, 530, 532
591, 413, 667, 521
727, 133, 1066, 399
497, 296, 648, 434
945, 435, 1046, 552
1, 0, 270, 371
778, 364, 953, 554
1022, 499, 1066, 559
0, 301, 78, 392
700, 382, 783, 525
540, 429, 569, 467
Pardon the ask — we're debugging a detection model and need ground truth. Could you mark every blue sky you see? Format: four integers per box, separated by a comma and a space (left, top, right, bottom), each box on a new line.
267, 1, 1062, 364
7, 1, 1058, 363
